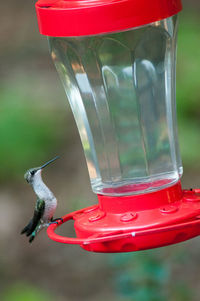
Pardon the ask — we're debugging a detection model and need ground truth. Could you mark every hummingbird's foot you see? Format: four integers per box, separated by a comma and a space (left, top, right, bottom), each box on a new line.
51, 217, 64, 223
49, 221, 59, 225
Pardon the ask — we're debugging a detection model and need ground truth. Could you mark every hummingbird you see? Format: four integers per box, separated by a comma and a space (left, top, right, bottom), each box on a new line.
21, 156, 61, 243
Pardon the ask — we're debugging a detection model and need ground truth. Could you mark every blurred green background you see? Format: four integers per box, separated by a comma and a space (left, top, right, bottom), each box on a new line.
0, 1, 200, 301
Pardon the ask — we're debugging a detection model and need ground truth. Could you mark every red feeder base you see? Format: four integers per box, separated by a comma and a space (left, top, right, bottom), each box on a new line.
47, 182, 200, 253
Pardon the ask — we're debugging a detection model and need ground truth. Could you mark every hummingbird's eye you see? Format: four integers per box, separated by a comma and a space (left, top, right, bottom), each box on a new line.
30, 171, 35, 176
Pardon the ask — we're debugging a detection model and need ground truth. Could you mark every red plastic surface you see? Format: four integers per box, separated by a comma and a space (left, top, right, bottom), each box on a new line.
47, 183, 200, 252
98, 181, 183, 212
35, 0, 182, 37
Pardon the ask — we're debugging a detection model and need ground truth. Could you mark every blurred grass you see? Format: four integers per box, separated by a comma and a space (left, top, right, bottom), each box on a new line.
177, 11, 200, 168
2, 283, 53, 301
110, 251, 169, 301
110, 248, 192, 301
0, 82, 66, 182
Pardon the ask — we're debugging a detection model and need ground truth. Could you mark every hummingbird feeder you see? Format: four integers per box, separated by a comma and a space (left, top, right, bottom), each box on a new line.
35, 0, 200, 252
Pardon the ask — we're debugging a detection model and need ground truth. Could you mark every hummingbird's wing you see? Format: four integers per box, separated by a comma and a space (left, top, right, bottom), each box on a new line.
21, 199, 45, 237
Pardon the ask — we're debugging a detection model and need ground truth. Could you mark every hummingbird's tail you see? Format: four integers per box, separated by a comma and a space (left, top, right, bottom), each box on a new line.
21, 219, 37, 243
21, 220, 43, 243
21, 219, 33, 236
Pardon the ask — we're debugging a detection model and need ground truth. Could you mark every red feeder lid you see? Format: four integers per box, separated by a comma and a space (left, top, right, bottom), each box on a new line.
35, 0, 182, 37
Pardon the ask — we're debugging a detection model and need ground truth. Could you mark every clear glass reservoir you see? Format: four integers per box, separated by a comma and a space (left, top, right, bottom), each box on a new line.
49, 15, 182, 196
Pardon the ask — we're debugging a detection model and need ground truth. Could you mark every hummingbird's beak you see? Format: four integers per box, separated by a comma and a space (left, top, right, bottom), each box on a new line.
40, 156, 60, 170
